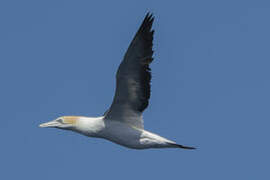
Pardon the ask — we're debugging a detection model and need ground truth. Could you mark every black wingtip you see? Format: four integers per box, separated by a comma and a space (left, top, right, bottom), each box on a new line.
145, 11, 153, 17
142, 12, 154, 25
146, 12, 154, 23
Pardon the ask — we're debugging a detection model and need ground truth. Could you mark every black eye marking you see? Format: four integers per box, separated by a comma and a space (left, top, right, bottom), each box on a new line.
56, 118, 63, 123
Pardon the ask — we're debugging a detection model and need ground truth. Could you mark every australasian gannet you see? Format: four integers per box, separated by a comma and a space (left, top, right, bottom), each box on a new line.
40, 13, 195, 150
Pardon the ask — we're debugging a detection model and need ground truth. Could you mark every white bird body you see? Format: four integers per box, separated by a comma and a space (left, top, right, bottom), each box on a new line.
39, 13, 195, 150
72, 116, 175, 149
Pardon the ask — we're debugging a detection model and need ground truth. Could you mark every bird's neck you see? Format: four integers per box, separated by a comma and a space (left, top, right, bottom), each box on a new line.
74, 116, 105, 137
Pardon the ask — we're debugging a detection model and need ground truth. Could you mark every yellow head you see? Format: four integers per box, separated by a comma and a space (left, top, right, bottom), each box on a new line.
39, 116, 80, 129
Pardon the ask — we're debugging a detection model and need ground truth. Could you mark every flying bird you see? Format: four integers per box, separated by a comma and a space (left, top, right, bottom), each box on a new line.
40, 13, 195, 150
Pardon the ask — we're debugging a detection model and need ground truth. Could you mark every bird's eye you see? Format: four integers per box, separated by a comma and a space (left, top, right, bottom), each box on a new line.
56, 118, 63, 123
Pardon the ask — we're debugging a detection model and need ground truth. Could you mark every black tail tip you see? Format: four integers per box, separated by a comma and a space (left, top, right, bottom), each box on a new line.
169, 143, 196, 150
176, 144, 196, 150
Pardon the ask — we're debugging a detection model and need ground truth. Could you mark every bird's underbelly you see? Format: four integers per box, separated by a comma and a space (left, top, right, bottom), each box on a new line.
102, 123, 143, 149
97, 121, 170, 149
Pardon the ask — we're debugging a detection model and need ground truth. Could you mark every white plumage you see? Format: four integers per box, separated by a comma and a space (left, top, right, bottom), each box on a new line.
39, 13, 195, 150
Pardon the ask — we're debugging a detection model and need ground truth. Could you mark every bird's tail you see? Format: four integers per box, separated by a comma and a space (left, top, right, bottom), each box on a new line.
167, 142, 196, 150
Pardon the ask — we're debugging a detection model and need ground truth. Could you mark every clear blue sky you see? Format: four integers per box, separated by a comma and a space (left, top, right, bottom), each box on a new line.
1, 0, 269, 179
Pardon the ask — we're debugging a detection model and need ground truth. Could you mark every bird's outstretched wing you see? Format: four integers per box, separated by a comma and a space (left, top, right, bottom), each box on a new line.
104, 13, 154, 129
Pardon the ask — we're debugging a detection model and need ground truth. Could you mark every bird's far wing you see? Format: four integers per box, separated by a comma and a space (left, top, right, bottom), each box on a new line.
104, 13, 155, 129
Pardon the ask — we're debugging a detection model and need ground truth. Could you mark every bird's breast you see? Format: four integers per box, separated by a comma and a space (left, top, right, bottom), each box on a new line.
74, 117, 105, 137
